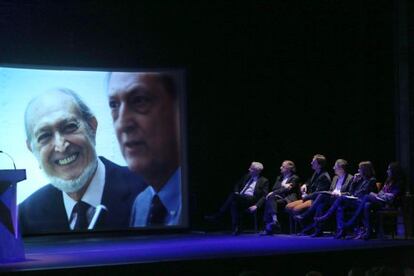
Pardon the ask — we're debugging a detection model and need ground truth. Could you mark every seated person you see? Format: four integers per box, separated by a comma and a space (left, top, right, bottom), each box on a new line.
338, 162, 403, 240
262, 160, 301, 235
314, 161, 377, 239
285, 154, 331, 216
294, 159, 353, 236
205, 161, 269, 235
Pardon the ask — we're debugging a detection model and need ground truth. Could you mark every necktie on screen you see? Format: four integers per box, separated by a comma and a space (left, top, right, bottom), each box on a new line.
73, 201, 90, 230
240, 177, 254, 194
147, 194, 167, 226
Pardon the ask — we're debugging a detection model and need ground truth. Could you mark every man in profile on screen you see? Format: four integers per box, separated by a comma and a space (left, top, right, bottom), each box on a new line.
107, 72, 182, 227
19, 89, 146, 235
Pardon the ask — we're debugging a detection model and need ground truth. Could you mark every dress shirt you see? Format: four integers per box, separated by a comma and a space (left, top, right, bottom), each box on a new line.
333, 174, 345, 194
130, 168, 182, 227
63, 158, 105, 230
281, 175, 290, 188
241, 176, 258, 196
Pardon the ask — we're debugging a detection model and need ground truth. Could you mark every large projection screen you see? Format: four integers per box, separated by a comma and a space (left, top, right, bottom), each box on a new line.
0, 65, 187, 235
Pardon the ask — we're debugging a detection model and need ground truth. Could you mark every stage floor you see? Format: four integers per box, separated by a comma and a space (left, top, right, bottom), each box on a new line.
1, 232, 414, 275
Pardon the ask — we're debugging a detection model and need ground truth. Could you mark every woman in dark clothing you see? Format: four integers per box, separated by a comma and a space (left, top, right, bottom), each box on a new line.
339, 162, 403, 240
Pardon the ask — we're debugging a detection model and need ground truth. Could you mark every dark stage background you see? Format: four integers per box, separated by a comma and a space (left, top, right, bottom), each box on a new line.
0, 1, 398, 230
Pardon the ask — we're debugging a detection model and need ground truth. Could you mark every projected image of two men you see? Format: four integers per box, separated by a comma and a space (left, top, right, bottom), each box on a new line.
0, 67, 185, 235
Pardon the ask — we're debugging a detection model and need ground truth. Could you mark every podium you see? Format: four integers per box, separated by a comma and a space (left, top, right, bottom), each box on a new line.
0, 170, 26, 262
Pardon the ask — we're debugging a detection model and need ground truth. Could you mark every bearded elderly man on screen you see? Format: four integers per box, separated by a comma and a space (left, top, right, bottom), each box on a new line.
18, 89, 146, 235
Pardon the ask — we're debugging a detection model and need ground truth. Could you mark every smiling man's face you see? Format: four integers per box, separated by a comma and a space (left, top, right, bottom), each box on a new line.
26, 92, 97, 187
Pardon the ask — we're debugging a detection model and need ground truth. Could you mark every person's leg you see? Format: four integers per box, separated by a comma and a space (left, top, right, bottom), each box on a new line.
219, 192, 236, 214
292, 200, 312, 214
271, 199, 286, 231
315, 196, 343, 223
205, 192, 235, 221
290, 200, 313, 234
360, 199, 383, 239
230, 195, 240, 233
334, 202, 347, 238
275, 198, 287, 221
263, 197, 277, 225
263, 197, 284, 234
342, 195, 369, 230
286, 199, 304, 212
296, 194, 330, 221
231, 194, 256, 235
335, 198, 360, 238
361, 201, 373, 238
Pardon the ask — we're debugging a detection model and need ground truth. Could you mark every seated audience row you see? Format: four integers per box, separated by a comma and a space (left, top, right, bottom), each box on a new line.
206, 154, 404, 240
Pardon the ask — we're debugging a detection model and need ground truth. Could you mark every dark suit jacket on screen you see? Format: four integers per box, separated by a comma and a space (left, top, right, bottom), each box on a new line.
18, 157, 147, 235
234, 174, 269, 208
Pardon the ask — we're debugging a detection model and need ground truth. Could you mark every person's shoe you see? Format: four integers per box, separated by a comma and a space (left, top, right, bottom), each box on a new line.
353, 232, 364, 240
299, 223, 315, 236
351, 227, 365, 240
232, 227, 241, 236
264, 223, 273, 234
334, 228, 346, 239
273, 222, 282, 234
260, 230, 272, 236
266, 221, 281, 234
262, 223, 274, 235
310, 228, 323, 238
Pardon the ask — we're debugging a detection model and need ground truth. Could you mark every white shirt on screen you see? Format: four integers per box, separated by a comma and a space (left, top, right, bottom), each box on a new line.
63, 158, 105, 230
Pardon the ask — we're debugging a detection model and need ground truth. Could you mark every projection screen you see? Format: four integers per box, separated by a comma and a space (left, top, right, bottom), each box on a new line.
0, 65, 187, 235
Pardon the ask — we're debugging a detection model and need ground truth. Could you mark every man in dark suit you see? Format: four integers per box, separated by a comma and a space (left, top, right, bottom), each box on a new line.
294, 159, 353, 236
19, 157, 145, 234
285, 154, 331, 215
19, 89, 146, 235
330, 161, 377, 238
262, 160, 301, 235
206, 162, 269, 235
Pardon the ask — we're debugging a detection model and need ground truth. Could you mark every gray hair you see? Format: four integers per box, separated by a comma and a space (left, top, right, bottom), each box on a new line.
251, 161, 264, 171
24, 88, 95, 143
283, 160, 296, 173
334, 159, 348, 170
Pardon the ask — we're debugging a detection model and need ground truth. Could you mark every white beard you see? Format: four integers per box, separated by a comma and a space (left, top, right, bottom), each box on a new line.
47, 158, 98, 193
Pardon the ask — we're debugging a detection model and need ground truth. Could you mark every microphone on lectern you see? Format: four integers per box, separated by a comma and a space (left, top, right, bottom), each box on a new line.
0, 150, 17, 170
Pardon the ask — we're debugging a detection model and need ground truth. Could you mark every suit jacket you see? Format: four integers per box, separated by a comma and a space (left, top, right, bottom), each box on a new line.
306, 170, 331, 194
234, 174, 269, 208
18, 157, 147, 235
348, 177, 377, 198
329, 174, 353, 193
270, 174, 301, 203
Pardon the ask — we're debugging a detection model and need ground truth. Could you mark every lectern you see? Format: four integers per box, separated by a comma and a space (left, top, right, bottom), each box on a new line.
0, 170, 26, 262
